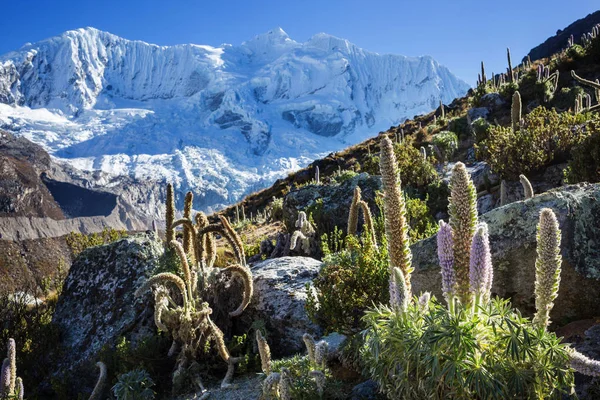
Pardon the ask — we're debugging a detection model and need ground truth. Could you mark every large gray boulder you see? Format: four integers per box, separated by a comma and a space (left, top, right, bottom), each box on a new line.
243, 256, 323, 357
52, 232, 163, 393
411, 183, 600, 326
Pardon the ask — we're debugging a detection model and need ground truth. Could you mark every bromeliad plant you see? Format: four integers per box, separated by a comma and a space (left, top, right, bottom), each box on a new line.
359, 138, 591, 399
136, 187, 253, 394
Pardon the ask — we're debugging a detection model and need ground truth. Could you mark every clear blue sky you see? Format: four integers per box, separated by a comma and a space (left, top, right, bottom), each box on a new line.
0, 0, 598, 85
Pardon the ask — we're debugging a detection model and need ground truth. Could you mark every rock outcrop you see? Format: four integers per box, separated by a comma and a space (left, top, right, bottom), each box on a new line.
242, 256, 323, 357
283, 173, 381, 236
411, 183, 600, 326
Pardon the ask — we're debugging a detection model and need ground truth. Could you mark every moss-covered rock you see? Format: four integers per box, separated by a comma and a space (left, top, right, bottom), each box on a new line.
411, 183, 600, 327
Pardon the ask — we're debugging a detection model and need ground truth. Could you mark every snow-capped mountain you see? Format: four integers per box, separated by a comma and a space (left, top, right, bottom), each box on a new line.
0, 27, 470, 212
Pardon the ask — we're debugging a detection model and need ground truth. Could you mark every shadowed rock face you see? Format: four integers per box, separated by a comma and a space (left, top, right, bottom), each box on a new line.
411, 183, 600, 327
42, 174, 117, 218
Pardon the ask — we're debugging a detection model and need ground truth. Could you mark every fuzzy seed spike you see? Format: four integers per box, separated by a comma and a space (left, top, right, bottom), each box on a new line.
348, 186, 362, 236
89, 362, 107, 400
224, 264, 253, 317
532, 208, 562, 329
448, 162, 478, 305
183, 191, 194, 255
256, 330, 272, 374
511, 91, 522, 132
165, 183, 175, 244
379, 136, 413, 295
519, 174, 534, 199
219, 215, 246, 265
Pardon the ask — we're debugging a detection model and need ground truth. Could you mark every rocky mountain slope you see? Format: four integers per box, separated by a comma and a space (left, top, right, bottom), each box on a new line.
0, 27, 469, 212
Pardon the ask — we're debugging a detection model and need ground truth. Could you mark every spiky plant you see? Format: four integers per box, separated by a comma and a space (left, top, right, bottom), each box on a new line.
532, 208, 562, 329
136, 185, 254, 393
511, 91, 521, 132
448, 162, 478, 305
89, 361, 107, 400
165, 183, 176, 244
183, 191, 194, 255
520, 174, 534, 199
379, 135, 413, 297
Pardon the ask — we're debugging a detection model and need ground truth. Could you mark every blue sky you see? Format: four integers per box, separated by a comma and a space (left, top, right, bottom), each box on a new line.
0, 0, 598, 85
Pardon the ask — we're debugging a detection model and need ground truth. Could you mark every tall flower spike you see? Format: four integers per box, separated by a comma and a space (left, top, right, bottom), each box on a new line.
520, 174, 534, 199
448, 162, 478, 305
437, 220, 456, 305
469, 223, 493, 305
165, 183, 175, 244
279, 368, 292, 400
7, 338, 16, 394
262, 372, 281, 397
15, 377, 23, 400
500, 180, 508, 206
314, 341, 329, 369
569, 348, 600, 377
532, 208, 562, 329
0, 358, 9, 395
89, 361, 107, 400
348, 186, 362, 236
390, 267, 409, 312
256, 330, 272, 375
183, 191, 194, 255
418, 292, 431, 312
358, 200, 377, 247
379, 135, 413, 296
303, 333, 316, 364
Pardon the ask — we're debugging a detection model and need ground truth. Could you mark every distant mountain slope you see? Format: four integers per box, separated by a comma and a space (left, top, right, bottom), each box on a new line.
527, 10, 600, 62
0, 27, 469, 212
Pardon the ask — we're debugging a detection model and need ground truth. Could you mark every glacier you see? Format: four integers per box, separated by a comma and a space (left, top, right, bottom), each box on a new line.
0, 27, 470, 212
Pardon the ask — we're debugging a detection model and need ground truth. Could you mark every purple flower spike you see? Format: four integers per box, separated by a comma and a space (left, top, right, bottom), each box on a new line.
469, 222, 493, 302
437, 220, 456, 304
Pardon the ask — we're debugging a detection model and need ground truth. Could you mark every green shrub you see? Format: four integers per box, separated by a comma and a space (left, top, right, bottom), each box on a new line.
447, 116, 469, 139
564, 119, 600, 183
480, 106, 595, 178
268, 197, 284, 221
270, 354, 346, 400
361, 298, 574, 400
65, 228, 128, 257
332, 169, 358, 184
393, 141, 438, 188
431, 131, 458, 162
112, 369, 155, 400
306, 233, 389, 335
471, 117, 491, 145
405, 195, 438, 242
550, 86, 585, 111
425, 180, 450, 217
567, 44, 586, 60
498, 81, 519, 102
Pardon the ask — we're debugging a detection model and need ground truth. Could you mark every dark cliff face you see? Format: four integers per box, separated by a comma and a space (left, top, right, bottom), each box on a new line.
527, 10, 600, 62
0, 130, 65, 219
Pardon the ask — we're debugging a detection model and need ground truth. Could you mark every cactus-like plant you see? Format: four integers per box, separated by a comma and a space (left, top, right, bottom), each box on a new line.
136, 185, 254, 392
379, 135, 413, 296
500, 180, 508, 206
520, 174, 534, 199
480, 61, 486, 87
439, 100, 445, 119
315, 166, 320, 184
290, 211, 316, 254
165, 183, 175, 244
448, 162, 478, 305
571, 70, 600, 112
532, 208, 562, 329
89, 361, 107, 400
420, 146, 427, 160
507, 48, 514, 83
511, 91, 522, 132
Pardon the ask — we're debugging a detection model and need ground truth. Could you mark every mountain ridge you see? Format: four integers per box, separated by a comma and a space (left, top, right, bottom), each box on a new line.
0, 27, 470, 212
